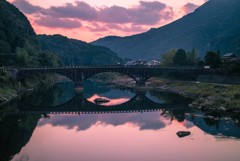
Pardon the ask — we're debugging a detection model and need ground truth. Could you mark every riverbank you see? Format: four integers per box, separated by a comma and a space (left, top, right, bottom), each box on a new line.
0, 73, 69, 106
90, 73, 240, 110
0, 72, 17, 105
146, 78, 240, 110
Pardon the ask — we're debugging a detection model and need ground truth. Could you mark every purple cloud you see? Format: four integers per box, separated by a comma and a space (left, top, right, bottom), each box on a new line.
12, 0, 174, 31
13, 0, 42, 14
86, 23, 108, 32
48, 1, 97, 20
97, 1, 173, 25
181, 3, 199, 14
35, 17, 82, 29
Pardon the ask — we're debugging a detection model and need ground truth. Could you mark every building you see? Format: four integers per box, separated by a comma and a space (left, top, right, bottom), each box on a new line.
148, 60, 161, 66
221, 53, 237, 62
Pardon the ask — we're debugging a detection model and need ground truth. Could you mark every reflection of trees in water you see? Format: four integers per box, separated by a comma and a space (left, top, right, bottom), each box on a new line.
160, 107, 240, 138
161, 108, 189, 123
0, 114, 40, 161
201, 108, 240, 128
186, 109, 240, 138
204, 117, 220, 129
22, 81, 75, 106
172, 110, 186, 122
146, 90, 191, 104
83, 80, 111, 98
83, 80, 135, 99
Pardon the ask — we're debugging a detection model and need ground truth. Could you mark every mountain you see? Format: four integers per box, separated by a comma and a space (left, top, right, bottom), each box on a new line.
0, 0, 37, 51
92, 0, 240, 60
0, 0, 60, 67
38, 34, 122, 66
0, 0, 38, 65
0, 0, 120, 67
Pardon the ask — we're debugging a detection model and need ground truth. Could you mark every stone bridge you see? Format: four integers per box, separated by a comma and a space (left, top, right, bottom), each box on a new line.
15, 66, 212, 86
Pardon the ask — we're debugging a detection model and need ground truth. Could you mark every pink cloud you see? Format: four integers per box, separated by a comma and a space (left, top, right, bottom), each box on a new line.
48, 1, 97, 20
12, 0, 174, 27
11, 0, 203, 42
85, 23, 108, 32
35, 17, 82, 29
13, 0, 41, 14
106, 24, 146, 33
95, 1, 173, 25
181, 3, 199, 15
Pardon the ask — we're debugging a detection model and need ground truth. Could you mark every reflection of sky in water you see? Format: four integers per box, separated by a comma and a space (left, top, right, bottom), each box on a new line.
11, 112, 240, 161
8, 81, 240, 161
83, 80, 135, 106
83, 80, 135, 99
87, 94, 131, 106
37, 112, 170, 131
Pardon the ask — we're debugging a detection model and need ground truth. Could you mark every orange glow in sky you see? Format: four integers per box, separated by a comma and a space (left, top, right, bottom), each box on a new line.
8, 0, 207, 42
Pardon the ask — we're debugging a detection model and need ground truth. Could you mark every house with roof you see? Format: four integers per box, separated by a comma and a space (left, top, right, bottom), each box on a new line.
221, 53, 237, 62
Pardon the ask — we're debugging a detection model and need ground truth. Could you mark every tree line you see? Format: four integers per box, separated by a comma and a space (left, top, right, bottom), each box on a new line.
0, 40, 61, 67
161, 48, 240, 73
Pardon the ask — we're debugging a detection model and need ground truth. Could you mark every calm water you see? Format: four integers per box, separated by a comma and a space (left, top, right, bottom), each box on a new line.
1, 80, 240, 161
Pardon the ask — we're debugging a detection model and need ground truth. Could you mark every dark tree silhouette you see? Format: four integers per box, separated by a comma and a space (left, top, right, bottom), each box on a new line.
173, 49, 187, 66
204, 51, 221, 67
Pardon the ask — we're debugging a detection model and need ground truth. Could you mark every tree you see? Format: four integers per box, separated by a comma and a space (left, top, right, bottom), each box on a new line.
16, 47, 28, 66
39, 52, 61, 67
173, 49, 187, 66
0, 40, 12, 66
186, 49, 200, 66
161, 49, 176, 66
204, 51, 221, 67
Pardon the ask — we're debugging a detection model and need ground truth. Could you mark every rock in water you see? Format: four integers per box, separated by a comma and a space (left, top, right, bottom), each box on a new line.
177, 131, 191, 138
94, 98, 110, 104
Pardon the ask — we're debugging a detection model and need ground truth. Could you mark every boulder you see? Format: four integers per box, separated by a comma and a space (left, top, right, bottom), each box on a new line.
177, 131, 191, 138
94, 98, 110, 104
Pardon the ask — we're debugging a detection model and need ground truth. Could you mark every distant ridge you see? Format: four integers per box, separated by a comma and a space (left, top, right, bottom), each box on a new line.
38, 34, 122, 66
92, 0, 240, 60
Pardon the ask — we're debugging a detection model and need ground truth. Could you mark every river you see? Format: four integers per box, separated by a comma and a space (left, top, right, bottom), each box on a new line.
0, 80, 240, 161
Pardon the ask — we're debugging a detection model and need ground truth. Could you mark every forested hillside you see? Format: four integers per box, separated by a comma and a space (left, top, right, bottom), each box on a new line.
38, 34, 122, 66
0, 0, 60, 67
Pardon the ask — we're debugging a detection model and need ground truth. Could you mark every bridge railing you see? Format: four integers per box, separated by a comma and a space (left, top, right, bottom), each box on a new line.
9, 65, 240, 76
11, 65, 206, 70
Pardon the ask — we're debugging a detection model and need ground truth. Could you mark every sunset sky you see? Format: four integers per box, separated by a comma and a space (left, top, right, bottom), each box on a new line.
8, 0, 208, 42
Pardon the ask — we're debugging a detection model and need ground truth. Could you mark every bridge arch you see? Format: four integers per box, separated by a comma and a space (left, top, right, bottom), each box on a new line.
16, 67, 205, 87
82, 71, 137, 84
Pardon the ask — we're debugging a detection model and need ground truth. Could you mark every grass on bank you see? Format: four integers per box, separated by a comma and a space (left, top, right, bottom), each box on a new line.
148, 78, 240, 110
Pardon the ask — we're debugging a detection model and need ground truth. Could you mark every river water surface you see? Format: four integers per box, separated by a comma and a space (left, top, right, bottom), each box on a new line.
0, 80, 240, 161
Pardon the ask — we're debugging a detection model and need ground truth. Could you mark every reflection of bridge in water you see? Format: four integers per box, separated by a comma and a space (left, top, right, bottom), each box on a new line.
18, 92, 190, 114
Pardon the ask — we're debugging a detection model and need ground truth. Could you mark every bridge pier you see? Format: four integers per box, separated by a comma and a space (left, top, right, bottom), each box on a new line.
74, 81, 83, 92
18, 81, 22, 93
75, 81, 83, 86
135, 76, 147, 87
136, 80, 146, 87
